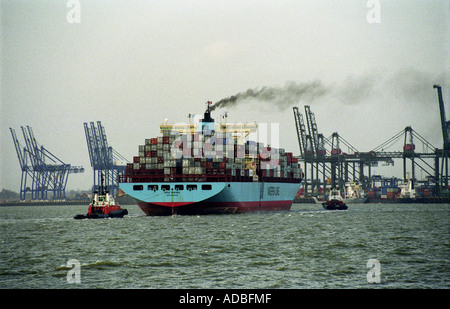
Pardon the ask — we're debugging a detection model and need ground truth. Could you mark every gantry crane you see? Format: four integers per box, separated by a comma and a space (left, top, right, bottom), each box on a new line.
84, 121, 128, 196
433, 84, 449, 191
10, 126, 84, 200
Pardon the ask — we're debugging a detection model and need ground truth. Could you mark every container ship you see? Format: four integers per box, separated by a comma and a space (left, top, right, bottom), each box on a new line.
118, 103, 304, 215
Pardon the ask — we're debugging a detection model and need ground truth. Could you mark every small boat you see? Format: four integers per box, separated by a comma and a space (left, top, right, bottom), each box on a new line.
74, 176, 128, 219
322, 188, 348, 210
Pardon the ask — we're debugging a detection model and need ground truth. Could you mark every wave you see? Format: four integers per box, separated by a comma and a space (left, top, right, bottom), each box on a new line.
55, 260, 124, 271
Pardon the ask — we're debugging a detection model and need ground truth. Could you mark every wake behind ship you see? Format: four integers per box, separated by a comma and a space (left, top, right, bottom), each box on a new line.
119, 103, 304, 215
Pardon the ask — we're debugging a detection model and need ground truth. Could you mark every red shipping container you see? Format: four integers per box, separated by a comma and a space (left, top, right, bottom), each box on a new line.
151, 138, 157, 145
163, 136, 170, 144
331, 149, 341, 155
403, 144, 415, 151
133, 156, 140, 163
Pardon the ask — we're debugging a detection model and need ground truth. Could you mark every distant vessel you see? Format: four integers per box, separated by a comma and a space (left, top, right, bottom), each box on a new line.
343, 182, 367, 204
322, 188, 348, 210
398, 179, 418, 199
394, 179, 420, 203
74, 176, 128, 219
119, 103, 304, 215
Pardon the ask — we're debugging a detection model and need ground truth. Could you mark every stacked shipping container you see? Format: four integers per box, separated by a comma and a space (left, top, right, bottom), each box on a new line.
123, 130, 303, 184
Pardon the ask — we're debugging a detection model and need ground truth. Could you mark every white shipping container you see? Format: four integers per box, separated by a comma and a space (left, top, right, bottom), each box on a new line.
193, 148, 202, 157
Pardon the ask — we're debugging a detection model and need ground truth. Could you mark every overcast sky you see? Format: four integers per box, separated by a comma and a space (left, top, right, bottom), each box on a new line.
1, 0, 449, 192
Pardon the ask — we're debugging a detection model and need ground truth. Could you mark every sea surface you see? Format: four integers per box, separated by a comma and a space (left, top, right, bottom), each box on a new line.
0, 203, 448, 289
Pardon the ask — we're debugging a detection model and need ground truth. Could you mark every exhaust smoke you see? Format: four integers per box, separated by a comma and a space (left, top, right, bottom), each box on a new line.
210, 80, 329, 111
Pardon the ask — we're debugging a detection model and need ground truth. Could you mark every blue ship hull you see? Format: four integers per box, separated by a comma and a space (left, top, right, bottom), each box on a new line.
119, 180, 302, 215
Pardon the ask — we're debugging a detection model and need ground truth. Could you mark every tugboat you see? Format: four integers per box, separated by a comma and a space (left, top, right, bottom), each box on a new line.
74, 176, 128, 219
322, 188, 348, 210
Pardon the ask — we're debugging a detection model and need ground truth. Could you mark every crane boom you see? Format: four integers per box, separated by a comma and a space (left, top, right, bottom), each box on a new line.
433, 84, 449, 150
293, 107, 307, 158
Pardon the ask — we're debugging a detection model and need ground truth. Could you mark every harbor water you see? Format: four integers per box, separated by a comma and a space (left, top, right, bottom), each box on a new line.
0, 203, 448, 289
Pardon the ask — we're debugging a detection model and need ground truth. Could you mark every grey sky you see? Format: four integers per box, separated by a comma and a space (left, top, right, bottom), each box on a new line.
1, 0, 449, 192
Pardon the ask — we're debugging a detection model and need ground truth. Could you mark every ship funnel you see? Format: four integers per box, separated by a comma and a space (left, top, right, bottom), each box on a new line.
200, 101, 215, 135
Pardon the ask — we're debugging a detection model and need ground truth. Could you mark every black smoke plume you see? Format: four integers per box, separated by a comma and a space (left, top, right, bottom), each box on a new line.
210, 80, 329, 111
210, 69, 449, 112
